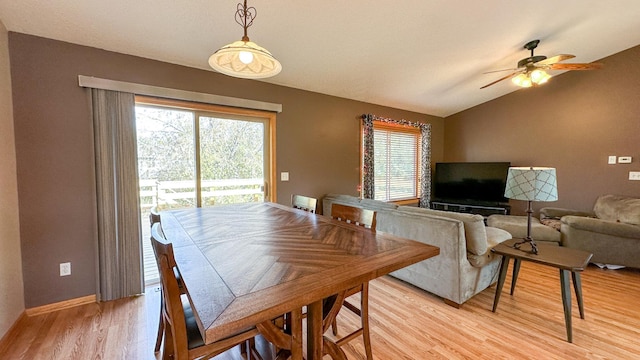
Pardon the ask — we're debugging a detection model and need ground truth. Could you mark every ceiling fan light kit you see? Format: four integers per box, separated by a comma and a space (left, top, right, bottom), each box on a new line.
512, 69, 551, 88
481, 39, 602, 89
209, 0, 282, 79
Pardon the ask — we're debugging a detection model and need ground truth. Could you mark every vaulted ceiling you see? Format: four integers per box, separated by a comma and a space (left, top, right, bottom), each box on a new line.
2, 1, 640, 117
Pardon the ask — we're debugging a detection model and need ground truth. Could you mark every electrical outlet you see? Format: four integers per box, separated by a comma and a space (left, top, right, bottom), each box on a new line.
629, 172, 640, 181
280, 172, 289, 181
60, 262, 71, 276
608, 156, 617, 164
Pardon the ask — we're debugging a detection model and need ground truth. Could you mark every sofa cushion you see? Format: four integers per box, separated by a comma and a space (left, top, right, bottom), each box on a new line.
324, 194, 360, 204
360, 198, 399, 212
467, 227, 511, 267
397, 206, 488, 255
593, 195, 640, 225
487, 214, 561, 243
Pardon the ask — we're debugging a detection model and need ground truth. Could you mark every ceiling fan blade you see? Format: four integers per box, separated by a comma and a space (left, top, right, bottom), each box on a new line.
480, 71, 522, 89
536, 54, 575, 65
549, 62, 603, 70
483, 68, 518, 74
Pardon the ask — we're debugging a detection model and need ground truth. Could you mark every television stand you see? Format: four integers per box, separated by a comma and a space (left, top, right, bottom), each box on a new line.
431, 201, 510, 218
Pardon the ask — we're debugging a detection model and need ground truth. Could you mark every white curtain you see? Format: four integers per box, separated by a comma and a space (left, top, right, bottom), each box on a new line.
91, 89, 143, 301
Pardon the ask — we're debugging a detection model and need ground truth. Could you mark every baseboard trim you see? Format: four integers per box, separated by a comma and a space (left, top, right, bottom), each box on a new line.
25, 294, 97, 317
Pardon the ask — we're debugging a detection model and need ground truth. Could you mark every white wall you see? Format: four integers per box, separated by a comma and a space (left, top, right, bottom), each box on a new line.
0, 20, 25, 339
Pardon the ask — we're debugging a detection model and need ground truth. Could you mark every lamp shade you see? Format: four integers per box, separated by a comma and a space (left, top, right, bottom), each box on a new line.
209, 40, 282, 79
504, 167, 558, 202
208, 0, 282, 79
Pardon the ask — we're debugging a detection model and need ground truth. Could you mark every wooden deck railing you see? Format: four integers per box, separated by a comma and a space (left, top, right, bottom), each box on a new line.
139, 178, 264, 209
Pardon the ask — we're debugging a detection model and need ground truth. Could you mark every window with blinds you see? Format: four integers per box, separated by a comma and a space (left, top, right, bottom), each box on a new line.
372, 122, 421, 201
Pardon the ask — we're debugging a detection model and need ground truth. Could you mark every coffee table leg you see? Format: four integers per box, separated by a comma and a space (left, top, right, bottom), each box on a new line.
493, 256, 511, 312
510, 258, 521, 295
572, 272, 585, 319
560, 269, 573, 343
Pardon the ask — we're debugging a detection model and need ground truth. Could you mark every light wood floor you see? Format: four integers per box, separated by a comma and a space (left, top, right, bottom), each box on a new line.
2, 262, 639, 359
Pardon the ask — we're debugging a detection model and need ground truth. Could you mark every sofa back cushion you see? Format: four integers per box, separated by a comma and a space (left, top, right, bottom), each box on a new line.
360, 198, 399, 212
594, 195, 640, 225
397, 206, 488, 255
322, 195, 398, 216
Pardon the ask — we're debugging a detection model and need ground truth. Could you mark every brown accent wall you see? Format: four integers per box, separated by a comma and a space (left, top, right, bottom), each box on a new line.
0, 22, 24, 339
444, 45, 640, 214
9, 33, 444, 307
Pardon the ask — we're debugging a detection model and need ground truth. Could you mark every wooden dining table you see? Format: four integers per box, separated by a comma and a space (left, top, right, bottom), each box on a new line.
160, 201, 439, 360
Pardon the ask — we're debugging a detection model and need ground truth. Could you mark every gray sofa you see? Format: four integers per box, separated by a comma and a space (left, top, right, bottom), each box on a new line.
540, 194, 640, 268
486, 214, 561, 245
322, 194, 512, 307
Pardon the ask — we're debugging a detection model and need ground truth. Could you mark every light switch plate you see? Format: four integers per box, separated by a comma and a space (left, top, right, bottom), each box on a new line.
629, 171, 640, 180
618, 156, 632, 164
608, 156, 617, 164
281, 172, 289, 181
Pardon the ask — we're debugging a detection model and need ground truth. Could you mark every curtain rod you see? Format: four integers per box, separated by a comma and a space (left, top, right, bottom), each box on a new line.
78, 75, 282, 113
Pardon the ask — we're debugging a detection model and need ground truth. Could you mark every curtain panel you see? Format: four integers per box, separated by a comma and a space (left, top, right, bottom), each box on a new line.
91, 89, 143, 301
361, 114, 431, 207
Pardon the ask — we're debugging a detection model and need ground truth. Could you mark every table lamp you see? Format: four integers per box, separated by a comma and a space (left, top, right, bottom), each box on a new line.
504, 167, 558, 254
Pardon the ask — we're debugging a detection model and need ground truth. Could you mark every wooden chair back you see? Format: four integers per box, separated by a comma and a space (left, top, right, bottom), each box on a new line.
331, 203, 376, 230
150, 222, 192, 359
291, 194, 318, 213
151, 223, 266, 359
149, 207, 161, 226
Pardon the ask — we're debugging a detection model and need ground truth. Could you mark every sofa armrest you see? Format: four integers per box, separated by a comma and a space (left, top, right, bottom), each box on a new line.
562, 215, 640, 239
540, 207, 594, 219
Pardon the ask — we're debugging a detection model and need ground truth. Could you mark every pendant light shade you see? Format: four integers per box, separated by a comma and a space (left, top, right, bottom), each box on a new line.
209, 39, 281, 79
209, 1, 282, 79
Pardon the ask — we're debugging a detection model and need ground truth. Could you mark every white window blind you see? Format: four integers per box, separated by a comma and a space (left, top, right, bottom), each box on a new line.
373, 122, 421, 201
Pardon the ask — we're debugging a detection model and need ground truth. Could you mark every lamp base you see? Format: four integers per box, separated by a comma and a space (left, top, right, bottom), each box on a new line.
512, 237, 539, 255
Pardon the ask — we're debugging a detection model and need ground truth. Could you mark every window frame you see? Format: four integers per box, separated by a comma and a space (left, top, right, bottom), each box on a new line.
361, 120, 422, 204
135, 95, 277, 203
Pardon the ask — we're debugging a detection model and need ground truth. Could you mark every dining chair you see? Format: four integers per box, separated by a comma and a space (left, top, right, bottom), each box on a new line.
329, 203, 376, 360
150, 208, 189, 354
149, 207, 165, 353
150, 223, 263, 360
291, 194, 318, 213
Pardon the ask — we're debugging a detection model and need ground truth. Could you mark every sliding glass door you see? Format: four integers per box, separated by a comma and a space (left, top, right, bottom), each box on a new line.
135, 98, 275, 284
136, 102, 273, 211
198, 114, 269, 206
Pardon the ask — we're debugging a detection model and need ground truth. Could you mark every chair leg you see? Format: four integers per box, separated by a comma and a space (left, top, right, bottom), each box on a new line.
240, 338, 265, 360
240, 340, 248, 358
361, 283, 373, 360
332, 284, 373, 359
162, 320, 175, 360
331, 318, 338, 336
154, 290, 164, 353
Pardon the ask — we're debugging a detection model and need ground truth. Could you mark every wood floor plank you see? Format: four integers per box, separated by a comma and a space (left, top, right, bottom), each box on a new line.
1, 262, 639, 359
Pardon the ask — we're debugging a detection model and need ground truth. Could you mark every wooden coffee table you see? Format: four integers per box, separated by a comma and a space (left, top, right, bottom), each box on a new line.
491, 239, 593, 343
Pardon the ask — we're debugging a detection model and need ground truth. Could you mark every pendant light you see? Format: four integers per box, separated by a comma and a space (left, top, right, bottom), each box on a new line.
208, 1, 282, 79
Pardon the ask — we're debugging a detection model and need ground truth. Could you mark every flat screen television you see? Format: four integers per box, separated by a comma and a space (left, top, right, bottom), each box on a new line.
432, 162, 511, 205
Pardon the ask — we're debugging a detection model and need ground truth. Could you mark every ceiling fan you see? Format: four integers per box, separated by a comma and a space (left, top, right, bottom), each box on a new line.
481, 39, 603, 89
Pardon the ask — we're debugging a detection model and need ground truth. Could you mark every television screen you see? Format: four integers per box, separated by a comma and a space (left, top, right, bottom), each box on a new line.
433, 162, 511, 205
